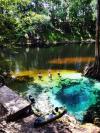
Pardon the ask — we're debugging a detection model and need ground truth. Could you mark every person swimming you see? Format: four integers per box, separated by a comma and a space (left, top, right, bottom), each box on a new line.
57, 71, 62, 78
48, 70, 52, 80
38, 72, 42, 80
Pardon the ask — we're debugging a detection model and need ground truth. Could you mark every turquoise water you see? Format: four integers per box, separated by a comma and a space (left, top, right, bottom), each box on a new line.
8, 73, 100, 121
48, 77, 99, 121
8, 75, 100, 121
8, 74, 100, 121
2, 45, 99, 121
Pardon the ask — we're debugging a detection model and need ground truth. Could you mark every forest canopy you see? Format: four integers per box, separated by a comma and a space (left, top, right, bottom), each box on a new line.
0, 0, 96, 46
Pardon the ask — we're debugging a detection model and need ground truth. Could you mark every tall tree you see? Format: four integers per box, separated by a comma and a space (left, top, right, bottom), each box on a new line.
84, 0, 100, 80
95, 0, 100, 61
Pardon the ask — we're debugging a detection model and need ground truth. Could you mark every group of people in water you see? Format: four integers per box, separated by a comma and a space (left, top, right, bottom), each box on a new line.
37, 70, 62, 81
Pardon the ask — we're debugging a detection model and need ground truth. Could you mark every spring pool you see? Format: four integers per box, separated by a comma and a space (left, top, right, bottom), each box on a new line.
9, 73, 100, 121
48, 77, 100, 121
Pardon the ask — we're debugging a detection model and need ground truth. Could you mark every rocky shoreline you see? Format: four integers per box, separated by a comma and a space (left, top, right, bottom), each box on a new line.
0, 112, 100, 133
0, 82, 100, 133
0, 101, 100, 133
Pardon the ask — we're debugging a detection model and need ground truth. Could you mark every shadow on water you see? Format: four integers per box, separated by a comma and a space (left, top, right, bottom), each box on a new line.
8, 78, 44, 98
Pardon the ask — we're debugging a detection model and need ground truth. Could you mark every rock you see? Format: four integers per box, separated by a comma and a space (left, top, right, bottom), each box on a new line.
94, 118, 100, 127
81, 123, 100, 133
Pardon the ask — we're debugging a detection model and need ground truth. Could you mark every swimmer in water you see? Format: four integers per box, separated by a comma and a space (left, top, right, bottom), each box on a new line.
48, 70, 52, 81
38, 72, 42, 80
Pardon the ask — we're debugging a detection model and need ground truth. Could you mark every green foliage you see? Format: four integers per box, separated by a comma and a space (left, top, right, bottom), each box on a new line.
68, 0, 96, 39
0, 0, 97, 45
0, 0, 31, 44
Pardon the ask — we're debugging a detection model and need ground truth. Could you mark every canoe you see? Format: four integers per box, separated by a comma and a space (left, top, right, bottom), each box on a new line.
34, 107, 66, 128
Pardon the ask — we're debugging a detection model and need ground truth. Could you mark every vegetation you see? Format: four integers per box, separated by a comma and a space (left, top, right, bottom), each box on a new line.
0, 0, 96, 46
83, 0, 100, 81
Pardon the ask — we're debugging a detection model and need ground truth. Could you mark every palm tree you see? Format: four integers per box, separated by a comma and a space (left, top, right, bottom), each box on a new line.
84, 0, 100, 80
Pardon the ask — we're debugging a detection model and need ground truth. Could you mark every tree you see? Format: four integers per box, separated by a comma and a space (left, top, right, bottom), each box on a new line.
0, 0, 97, 45
68, 0, 95, 39
83, 0, 100, 80
0, 0, 31, 45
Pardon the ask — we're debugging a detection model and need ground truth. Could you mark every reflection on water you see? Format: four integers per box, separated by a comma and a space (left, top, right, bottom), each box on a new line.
0, 43, 95, 73
48, 57, 95, 64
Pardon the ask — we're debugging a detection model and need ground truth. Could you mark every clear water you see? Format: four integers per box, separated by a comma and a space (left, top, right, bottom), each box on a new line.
48, 77, 99, 121
0, 44, 95, 72
0, 44, 99, 121
9, 75, 100, 121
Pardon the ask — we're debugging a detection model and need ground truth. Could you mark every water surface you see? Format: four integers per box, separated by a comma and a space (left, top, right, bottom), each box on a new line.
0, 43, 99, 121
0, 43, 95, 72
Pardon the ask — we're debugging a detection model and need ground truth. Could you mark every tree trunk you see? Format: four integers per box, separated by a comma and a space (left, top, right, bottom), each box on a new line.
95, 0, 100, 65
83, 0, 100, 80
